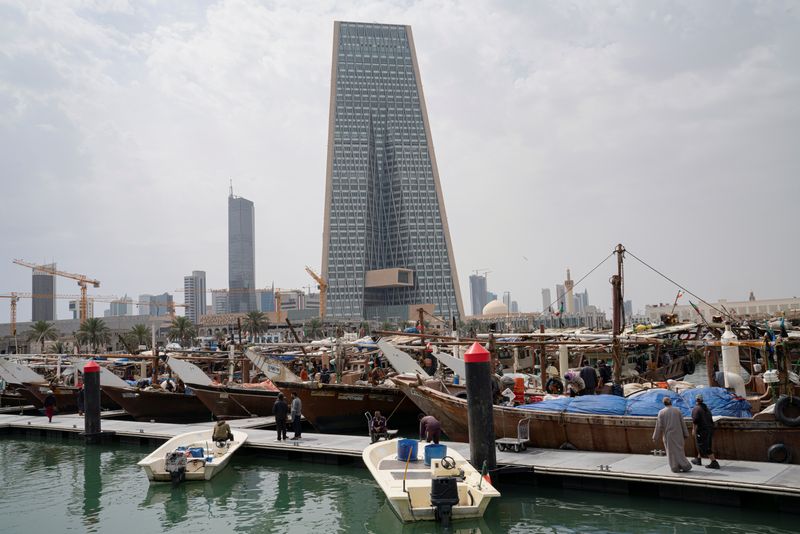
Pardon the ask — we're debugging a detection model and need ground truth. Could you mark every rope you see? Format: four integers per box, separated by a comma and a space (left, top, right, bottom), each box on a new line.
625, 250, 734, 320
384, 393, 406, 423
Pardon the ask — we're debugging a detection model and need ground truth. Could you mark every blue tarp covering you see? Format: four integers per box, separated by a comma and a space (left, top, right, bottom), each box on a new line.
517, 387, 751, 418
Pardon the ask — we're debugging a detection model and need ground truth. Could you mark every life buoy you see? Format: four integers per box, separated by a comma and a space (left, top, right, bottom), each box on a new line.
545, 378, 564, 395
682, 358, 696, 375
768, 443, 792, 463
775, 396, 800, 427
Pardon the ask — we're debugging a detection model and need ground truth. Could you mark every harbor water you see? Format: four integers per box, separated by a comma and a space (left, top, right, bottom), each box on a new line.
0, 436, 795, 534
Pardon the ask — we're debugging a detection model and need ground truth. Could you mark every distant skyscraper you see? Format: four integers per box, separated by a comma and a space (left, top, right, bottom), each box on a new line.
150, 293, 173, 317
108, 295, 133, 316
184, 271, 207, 324
212, 290, 229, 315
624, 300, 633, 319
541, 288, 552, 313
257, 288, 275, 313
69, 299, 93, 319
469, 274, 488, 316
511, 301, 519, 313
321, 21, 463, 322
564, 269, 575, 314
32, 263, 56, 321
555, 284, 566, 312
138, 294, 152, 316
487, 291, 498, 303
229, 187, 256, 313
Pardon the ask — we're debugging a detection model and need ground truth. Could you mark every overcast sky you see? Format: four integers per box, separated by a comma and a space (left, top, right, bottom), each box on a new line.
1, 0, 798, 321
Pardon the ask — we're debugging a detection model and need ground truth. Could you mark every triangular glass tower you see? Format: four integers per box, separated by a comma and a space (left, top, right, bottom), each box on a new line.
322, 21, 463, 322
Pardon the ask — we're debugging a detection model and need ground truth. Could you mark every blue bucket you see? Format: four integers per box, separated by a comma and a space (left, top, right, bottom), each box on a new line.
396, 439, 419, 462
424, 444, 447, 466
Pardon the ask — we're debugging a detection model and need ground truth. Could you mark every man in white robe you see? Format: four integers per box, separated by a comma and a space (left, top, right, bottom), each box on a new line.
652, 397, 692, 473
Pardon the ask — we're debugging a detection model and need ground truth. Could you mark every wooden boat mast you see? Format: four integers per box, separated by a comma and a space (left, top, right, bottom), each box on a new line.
611, 243, 626, 383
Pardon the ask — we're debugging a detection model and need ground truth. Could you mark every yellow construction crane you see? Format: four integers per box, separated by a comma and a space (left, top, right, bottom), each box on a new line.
13, 259, 100, 323
0, 293, 20, 337
304, 266, 328, 319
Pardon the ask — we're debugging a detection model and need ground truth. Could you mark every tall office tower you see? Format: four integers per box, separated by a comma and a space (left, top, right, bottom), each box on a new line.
151, 293, 173, 317
564, 269, 575, 314
228, 186, 256, 313
541, 288, 552, 313
138, 294, 152, 315
257, 288, 275, 312
32, 263, 56, 321
69, 300, 94, 319
184, 271, 207, 324
212, 290, 229, 315
469, 274, 488, 316
109, 295, 133, 316
555, 284, 566, 312
487, 291, 498, 303
578, 289, 589, 313
624, 300, 633, 319
321, 21, 463, 322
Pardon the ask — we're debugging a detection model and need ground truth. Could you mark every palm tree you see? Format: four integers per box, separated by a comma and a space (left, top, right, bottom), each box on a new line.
130, 324, 151, 350
243, 311, 269, 341
47, 340, 67, 354
168, 316, 196, 348
26, 320, 59, 353
304, 317, 324, 340
77, 318, 111, 353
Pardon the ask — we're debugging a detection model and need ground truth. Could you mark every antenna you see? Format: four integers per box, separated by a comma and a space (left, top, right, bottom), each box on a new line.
229, 179, 234, 197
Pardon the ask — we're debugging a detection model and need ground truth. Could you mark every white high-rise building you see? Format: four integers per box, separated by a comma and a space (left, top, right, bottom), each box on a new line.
212, 290, 229, 315
184, 271, 207, 324
541, 288, 552, 313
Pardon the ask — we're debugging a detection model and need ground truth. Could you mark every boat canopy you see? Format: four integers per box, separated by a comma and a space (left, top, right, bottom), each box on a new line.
72, 358, 131, 388
166, 356, 213, 386
430, 351, 465, 378
0, 358, 47, 384
377, 340, 426, 376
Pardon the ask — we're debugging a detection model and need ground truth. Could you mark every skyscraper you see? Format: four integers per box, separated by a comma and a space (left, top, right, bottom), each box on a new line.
32, 263, 56, 321
564, 269, 575, 314
212, 290, 229, 315
184, 270, 207, 324
541, 288, 552, 313
555, 284, 566, 312
469, 274, 488, 316
321, 21, 463, 322
228, 187, 256, 313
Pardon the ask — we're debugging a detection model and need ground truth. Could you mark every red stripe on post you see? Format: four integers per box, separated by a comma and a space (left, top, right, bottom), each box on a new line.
464, 342, 490, 363
83, 360, 100, 373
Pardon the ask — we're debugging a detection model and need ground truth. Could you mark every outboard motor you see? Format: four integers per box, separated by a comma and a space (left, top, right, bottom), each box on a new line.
165, 451, 187, 486
430, 456, 461, 526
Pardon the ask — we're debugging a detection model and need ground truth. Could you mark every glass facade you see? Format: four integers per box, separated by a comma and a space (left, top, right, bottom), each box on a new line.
228, 195, 256, 313
323, 21, 463, 322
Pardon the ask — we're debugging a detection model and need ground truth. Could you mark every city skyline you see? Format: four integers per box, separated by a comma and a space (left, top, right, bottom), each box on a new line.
1, 2, 798, 321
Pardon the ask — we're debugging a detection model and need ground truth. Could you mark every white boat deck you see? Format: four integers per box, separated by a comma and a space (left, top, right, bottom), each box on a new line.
2, 413, 799, 498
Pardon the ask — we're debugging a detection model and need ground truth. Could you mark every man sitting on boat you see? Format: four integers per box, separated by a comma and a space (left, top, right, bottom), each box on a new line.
371, 410, 387, 435
212, 419, 234, 443
419, 414, 442, 444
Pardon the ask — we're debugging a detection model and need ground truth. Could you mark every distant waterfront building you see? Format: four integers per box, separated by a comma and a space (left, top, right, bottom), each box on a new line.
150, 293, 173, 317
511, 301, 519, 313
487, 291, 498, 304
105, 295, 133, 317
469, 274, 489, 316
257, 288, 275, 313
555, 284, 566, 312
69, 299, 93, 319
575, 289, 589, 314
138, 294, 152, 316
321, 21, 463, 322
646, 296, 800, 324
624, 300, 633, 320
541, 288, 552, 313
184, 270, 207, 324
564, 269, 575, 314
212, 290, 229, 315
32, 263, 56, 321
228, 187, 256, 313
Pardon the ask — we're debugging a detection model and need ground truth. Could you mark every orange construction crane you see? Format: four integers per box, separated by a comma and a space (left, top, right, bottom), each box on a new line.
0, 292, 116, 336
304, 266, 328, 319
13, 259, 100, 323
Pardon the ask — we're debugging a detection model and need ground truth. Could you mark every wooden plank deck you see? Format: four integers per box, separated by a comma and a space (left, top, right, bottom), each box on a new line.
2, 413, 799, 498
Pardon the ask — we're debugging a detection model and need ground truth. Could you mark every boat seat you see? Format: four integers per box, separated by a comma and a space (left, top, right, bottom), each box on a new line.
390, 471, 431, 480
379, 459, 429, 471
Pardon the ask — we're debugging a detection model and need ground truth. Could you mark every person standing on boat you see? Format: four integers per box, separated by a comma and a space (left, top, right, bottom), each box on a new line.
43, 390, 57, 423
579, 361, 597, 395
652, 397, 692, 473
290, 392, 302, 439
273, 393, 289, 441
691, 394, 720, 469
419, 414, 442, 444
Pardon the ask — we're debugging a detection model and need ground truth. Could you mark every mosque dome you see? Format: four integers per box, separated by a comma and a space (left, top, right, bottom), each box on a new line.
482, 299, 508, 316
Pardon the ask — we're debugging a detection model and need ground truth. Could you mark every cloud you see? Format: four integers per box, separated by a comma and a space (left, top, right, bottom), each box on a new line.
0, 0, 798, 321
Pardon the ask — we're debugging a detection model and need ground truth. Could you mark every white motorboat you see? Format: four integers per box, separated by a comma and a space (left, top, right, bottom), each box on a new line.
362, 439, 500, 525
138, 429, 247, 483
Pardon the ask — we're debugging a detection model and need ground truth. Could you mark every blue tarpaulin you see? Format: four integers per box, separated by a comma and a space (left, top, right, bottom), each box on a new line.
517, 387, 751, 418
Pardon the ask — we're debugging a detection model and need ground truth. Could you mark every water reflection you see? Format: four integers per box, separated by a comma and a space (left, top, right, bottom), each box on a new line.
83, 445, 102, 531
363, 501, 495, 534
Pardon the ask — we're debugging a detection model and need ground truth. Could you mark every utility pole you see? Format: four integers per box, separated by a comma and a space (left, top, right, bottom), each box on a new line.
611, 244, 626, 384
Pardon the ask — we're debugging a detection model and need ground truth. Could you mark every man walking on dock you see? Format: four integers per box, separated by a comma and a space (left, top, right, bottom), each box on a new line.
691, 394, 720, 469
273, 393, 289, 441
44, 390, 57, 423
653, 397, 692, 473
290, 392, 302, 440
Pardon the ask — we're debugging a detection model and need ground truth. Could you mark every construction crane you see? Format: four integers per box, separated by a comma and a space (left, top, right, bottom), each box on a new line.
13, 259, 100, 323
0, 292, 118, 336
0, 293, 20, 337
304, 266, 328, 319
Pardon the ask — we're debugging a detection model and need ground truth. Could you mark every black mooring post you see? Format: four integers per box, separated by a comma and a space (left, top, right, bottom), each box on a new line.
83, 359, 101, 444
464, 342, 496, 470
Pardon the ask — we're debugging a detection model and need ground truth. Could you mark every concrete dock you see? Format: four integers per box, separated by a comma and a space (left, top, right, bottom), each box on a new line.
2, 413, 798, 510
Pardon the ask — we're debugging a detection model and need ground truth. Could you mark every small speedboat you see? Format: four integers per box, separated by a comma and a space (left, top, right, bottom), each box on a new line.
362, 439, 500, 525
138, 429, 247, 484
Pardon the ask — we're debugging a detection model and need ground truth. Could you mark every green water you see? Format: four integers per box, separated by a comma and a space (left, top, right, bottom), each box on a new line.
0, 436, 795, 534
